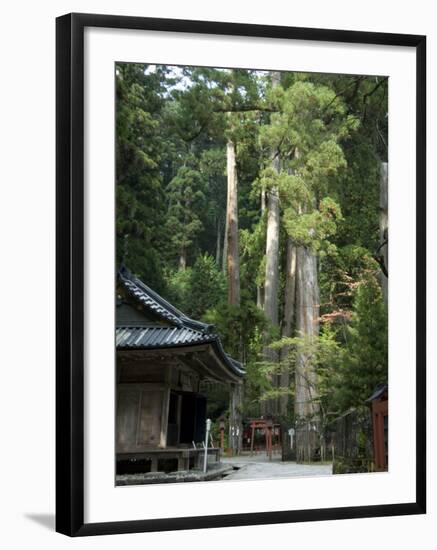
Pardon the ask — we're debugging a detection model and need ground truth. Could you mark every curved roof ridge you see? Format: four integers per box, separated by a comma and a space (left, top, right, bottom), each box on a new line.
117, 266, 245, 376
119, 266, 215, 333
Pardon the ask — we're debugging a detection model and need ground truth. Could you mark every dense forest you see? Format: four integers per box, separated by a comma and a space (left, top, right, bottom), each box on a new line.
116, 63, 388, 460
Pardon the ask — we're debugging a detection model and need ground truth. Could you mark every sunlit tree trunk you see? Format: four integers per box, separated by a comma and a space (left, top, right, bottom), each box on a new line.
216, 219, 222, 267
257, 286, 264, 309
261, 189, 266, 212
280, 237, 297, 415
379, 161, 388, 304
179, 249, 186, 270
226, 137, 242, 452
264, 181, 280, 326
262, 71, 281, 416
226, 138, 241, 306
229, 383, 243, 454
222, 216, 228, 274
295, 245, 320, 462
257, 190, 266, 309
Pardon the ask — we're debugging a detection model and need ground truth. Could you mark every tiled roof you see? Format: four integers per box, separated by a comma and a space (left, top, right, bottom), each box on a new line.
366, 383, 388, 402
116, 325, 212, 349
117, 267, 245, 377
120, 279, 183, 327
118, 266, 214, 332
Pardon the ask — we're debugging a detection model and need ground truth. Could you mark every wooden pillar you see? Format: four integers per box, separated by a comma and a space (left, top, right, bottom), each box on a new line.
159, 366, 172, 449
159, 387, 171, 448
229, 383, 243, 454
219, 417, 225, 451
250, 423, 255, 456
372, 398, 388, 471
150, 456, 158, 473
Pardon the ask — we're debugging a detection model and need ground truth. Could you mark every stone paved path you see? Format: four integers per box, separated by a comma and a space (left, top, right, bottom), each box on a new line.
221, 454, 332, 480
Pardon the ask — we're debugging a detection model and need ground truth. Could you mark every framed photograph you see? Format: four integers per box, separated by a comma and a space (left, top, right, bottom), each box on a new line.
56, 12, 426, 536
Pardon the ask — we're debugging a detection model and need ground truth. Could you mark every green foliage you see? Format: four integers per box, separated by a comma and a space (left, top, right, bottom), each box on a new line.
165, 254, 226, 318
239, 218, 267, 295
283, 197, 343, 250
258, 79, 356, 257
189, 255, 227, 318
268, 324, 342, 420
163, 266, 192, 311
204, 301, 267, 363
115, 64, 388, 422
334, 273, 388, 411
334, 140, 381, 250
319, 244, 379, 315
205, 301, 269, 417
164, 165, 206, 267
116, 63, 168, 290
260, 81, 358, 164
269, 272, 387, 419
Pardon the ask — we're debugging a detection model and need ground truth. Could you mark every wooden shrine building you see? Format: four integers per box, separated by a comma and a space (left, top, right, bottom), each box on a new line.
116, 267, 245, 476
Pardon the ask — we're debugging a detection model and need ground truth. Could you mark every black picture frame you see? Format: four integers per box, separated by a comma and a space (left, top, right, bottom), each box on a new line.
56, 12, 426, 537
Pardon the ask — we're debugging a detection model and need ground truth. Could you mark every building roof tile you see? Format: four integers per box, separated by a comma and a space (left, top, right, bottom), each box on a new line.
116, 267, 244, 377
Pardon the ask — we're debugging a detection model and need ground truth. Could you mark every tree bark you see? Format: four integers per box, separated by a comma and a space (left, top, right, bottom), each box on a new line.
222, 214, 228, 274
216, 219, 222, 267
257, 286, 264, 310
264, 183, 280, 325
261, 181, 281, 416
229, 383, 243, 454
226, 138, 241, 306
295, 245, 320, 462
279, 237, 297, 415
256, 190, 266, 310
225, 137, 243, 451
262, 71, 281, 416
179, 249, 186, 270
261, 188, 266, 213
379, 161, 388, 305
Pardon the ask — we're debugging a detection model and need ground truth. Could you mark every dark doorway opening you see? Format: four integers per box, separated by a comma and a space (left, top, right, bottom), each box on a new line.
179, 393, 207, 445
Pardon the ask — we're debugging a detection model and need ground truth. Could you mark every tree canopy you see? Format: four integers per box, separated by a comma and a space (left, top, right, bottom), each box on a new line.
116, 64, 388, 431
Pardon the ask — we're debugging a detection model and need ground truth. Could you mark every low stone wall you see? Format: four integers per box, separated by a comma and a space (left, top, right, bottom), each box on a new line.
116, 463, 233, 485
330, 406, 374, 474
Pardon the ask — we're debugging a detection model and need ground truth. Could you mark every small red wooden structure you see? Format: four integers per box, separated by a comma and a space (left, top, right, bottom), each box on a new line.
368, 384, 388, 471
248, 417, 281, 460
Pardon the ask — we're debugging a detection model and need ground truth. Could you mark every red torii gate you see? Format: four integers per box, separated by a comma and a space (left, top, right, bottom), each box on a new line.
249, 418, 281, 461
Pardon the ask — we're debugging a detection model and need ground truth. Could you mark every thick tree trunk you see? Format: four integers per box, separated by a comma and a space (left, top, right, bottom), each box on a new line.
256, 190, 266, 310
264, 182, 280, 325
262, 181, 280, 416
257, 286, 264, 310
229, 383, 243, 454
262, 71, 281, 417
216, 219, 222, 266
179, 249, 186, 270
295, 245, 320, 462
222, 215, 228, 274
379, 161, 388, 304
261, 189, 266, 213
279, 237, 297, 415
226, 139, 241, 306
225, 138, 243, 451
